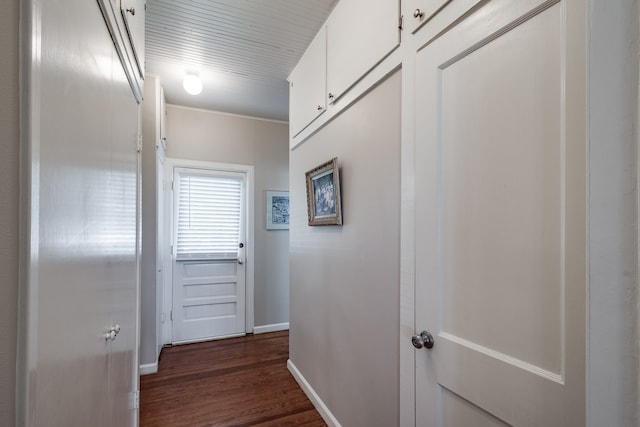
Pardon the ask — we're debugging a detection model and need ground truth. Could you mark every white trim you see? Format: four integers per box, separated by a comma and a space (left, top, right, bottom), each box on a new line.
253, 322, 289, 334
586, 0, 640, 425
139, 363, 158, 376
287, 359, 342, 427
17, 1, 40, 424
162, 157, 255, 343
166, 103, 288, 124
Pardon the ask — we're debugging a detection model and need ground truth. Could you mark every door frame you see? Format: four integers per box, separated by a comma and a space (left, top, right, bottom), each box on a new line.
161, 157, 255, 345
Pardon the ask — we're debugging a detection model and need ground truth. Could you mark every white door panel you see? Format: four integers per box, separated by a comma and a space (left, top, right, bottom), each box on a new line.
414, 0, 586, 425
172, 260, 246, 342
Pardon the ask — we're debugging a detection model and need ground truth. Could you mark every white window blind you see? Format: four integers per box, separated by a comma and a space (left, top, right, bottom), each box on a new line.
175, 170, 243, 260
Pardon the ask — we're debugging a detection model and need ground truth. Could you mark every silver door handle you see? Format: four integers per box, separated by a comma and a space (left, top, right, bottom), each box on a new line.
411, 331, 434, 349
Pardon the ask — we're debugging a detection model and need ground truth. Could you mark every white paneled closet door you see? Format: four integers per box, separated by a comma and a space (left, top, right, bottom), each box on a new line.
413, 0, 586, 425
18, 0, 140, 425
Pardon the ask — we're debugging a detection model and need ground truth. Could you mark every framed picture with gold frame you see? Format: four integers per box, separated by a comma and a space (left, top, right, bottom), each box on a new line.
305, 157, 342, 226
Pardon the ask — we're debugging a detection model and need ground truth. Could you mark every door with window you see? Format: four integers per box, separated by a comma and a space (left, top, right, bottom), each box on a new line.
413, 0, 586, 425
172, 167, 247, 343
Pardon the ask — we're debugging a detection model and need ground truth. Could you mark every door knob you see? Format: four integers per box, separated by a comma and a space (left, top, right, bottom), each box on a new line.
411, 330, 434, 349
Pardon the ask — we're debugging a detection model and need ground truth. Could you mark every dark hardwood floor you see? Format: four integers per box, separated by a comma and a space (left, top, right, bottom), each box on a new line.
140, 330, 327, 426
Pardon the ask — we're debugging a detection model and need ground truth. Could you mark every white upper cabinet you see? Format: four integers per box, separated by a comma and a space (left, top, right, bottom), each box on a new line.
289, 0, 400, 139
289, 27, 328, 137
97, 0, 145, 101
326, 0, 399, 103
120, 0, 146, 78
402, 0, 450, 34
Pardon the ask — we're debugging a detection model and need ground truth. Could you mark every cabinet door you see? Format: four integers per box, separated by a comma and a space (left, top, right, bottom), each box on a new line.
326, 0, 399, 102
121, 0, 146, 78
402, 0, 449, 33
20, 0, 140, 424
96, 0, 144, 101
414, 0, 586, 425
289, 26, 327, 137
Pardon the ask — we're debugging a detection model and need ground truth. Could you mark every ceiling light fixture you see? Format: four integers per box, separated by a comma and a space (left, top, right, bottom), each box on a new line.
183, 72, 203, 95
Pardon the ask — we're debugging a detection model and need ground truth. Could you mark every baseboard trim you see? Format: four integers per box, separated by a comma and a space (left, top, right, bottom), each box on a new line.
287, 359, 342, 427
253, 322, 289, 334
139, 362, 158, 376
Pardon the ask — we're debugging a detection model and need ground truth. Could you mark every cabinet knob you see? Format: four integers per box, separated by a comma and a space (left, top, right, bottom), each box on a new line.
413, 8, 424, 18
317, 105, 323, 111
126, 7, 136, 15
328, 93, 335, 101
411, 330, 434, 349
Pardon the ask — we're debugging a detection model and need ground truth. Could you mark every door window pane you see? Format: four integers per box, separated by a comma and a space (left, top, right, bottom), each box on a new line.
175, 170, 242, 260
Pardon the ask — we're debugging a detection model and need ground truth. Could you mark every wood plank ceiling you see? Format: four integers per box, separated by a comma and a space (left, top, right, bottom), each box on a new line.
145, 0, 337, 121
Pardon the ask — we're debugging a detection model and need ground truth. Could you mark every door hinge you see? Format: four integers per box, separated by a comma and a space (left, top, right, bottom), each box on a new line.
399, 15, 403, 30
137, 134, 143, 153
130, 390, 140, 410
170, 310, 173, 321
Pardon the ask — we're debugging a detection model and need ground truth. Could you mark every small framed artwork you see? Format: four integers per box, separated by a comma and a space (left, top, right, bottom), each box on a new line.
266, 190, 290, 230
305, 157, 342, 226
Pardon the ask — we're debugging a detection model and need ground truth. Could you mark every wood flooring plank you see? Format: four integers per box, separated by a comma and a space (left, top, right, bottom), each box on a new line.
140, 331, 327, 427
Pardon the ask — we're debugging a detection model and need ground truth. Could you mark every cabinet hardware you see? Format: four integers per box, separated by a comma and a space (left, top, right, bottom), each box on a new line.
126, 7, 135, 15
411, 330, 434, 349
317, 105, 323, 111
413, 8, 424, 18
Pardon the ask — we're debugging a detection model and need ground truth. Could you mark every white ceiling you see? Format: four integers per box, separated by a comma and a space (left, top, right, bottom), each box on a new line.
145, 0, 338, 121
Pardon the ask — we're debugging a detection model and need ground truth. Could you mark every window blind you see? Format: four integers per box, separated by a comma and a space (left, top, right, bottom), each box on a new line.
175, 171, 242, 260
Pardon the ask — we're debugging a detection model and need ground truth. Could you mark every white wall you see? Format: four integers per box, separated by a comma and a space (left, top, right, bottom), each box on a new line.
289, 71, 401, 427
166, 105, 290, 328
0, 0, 19, 424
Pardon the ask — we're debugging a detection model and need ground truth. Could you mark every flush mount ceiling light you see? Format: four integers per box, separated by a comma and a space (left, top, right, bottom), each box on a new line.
183, 72, 203, 95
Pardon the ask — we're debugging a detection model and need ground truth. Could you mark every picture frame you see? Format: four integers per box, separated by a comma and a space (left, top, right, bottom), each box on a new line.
266, 190, 290, 230
305, 157, 342, 226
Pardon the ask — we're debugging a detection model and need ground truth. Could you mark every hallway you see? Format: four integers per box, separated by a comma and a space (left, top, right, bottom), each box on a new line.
140, 331, 326, 426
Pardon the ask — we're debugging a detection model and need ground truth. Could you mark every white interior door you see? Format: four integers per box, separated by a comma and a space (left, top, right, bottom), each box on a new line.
171, 167, 247, 343
414, 0, 586, 425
